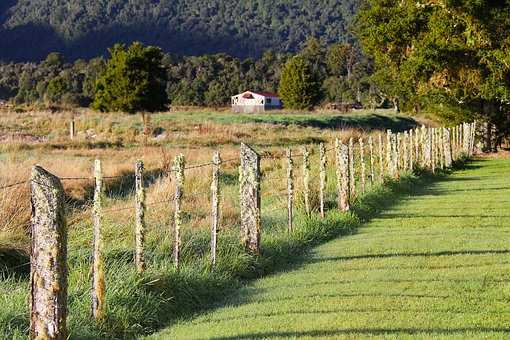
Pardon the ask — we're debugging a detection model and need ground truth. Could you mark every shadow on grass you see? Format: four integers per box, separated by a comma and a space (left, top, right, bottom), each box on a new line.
250, 114, 419, 132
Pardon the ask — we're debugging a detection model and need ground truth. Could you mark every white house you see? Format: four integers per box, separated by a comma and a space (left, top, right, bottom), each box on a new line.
231, 91, 282, 113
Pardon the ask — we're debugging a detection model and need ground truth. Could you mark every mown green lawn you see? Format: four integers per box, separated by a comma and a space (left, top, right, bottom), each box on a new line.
149, 157, 510, 339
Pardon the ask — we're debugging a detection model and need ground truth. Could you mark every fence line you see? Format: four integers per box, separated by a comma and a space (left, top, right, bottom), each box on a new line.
0, 122, 478, 334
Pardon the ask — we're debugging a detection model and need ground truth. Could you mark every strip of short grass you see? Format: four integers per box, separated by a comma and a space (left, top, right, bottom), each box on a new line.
0, 162, 440, 339
148, 157, 510, 339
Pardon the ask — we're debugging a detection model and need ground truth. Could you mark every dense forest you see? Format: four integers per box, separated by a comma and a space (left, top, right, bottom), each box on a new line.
0, 0, 359, 62
0, 39, 373, 109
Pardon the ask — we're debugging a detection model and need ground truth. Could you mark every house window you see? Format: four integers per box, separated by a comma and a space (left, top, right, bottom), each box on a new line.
266, 98, 272, 104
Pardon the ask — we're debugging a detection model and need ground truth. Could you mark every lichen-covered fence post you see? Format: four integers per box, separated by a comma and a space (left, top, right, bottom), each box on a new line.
335, 139, 350, 212
69, 118, 75, 140
134, 160, 146, 273
173, 154, 185, 269
302, 146, 311, 215
386, 130, 392, 176
422, 126, 429, 168
211, 152, 221, 267
444, 128, 453, 168
409, 129, 414, 171
348, 138, 355, 199
368, 136, 375, 185
286, 149, 294, 232
415, 128, 420, 167
92, 159, 105, 322
30, 166, 68, 340
378, 133, 384, 181
403, 132, 409, 171
359, 138, 366, 194
319, 143, 326, 218
431, 128, 436, 173
240, 143, 261, 254
438, 129, 445, 170
391, 133, 399, 178
470, 122, 477, 156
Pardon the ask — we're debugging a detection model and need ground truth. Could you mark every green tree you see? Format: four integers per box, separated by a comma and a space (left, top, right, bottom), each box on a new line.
278, 56, 320, 110
93, 42, 167, 113
45, 76, 67, 104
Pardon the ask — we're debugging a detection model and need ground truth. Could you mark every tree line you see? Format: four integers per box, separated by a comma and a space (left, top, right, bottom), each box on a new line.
0, 38, 374, 110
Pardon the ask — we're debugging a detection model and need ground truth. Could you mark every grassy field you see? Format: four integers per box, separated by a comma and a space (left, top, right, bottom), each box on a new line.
0, 109, 434, 338
149, 157, 510, 339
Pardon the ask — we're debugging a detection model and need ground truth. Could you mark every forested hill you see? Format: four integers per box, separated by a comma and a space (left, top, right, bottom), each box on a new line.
0, 0, 359, 62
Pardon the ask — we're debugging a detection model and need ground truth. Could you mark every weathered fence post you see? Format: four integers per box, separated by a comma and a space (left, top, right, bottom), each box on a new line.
386, 130, 392, 175
211, 152, 221, 267
319, 143, 326, 218
368, 136, 375, 185
302, 146, 311, 215
392, 133, 399, 178
403, 132, 409, 171
92, 159, 105, 322
286, 149, 294, 232
409, 129, 414, 171
335, 139, 350, 212
240, 143, 261, 254
134, 160, 146, 273
173, 154, 185, 269
30, 166, 68, 340
444, 128, 453, 167
348, 138, 355, 198
431, 128, 436, 173
69, 118, 75, 140
378, 134, 384, 181
359, 138, 366, 194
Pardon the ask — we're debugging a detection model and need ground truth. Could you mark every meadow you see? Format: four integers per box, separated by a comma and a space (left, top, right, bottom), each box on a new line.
0, 108, 434, 338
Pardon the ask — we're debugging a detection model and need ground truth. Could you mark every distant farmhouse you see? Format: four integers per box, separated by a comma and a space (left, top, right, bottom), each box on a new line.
231, 91, 282, 113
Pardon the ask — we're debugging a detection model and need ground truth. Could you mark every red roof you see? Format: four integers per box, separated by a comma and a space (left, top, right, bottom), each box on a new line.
245, 90, 279, 98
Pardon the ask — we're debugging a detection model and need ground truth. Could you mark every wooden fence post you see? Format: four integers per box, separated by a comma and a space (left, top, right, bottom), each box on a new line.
415, 128, 420, 168
211, 152, 221, 267
286, 149, 294, 232
431, 128, 436, 173
173, 155, 185, 269
134, 160, 146, 273
409, 129, 414, 171
335, 139, 350, 212
391, 133, 399, 178
348, 138, 355, 198
240, 143, 261, 254
444, 128, 453, 167
30, 166, 68, 340
319, 143, 326, 218
302, 146, 311, 215
378, 134, 384, 181
386, 130, 392, 176
368, 136, 375, 185
92, 159, 105, 322
69, 118, 75, 140
403, 132, 408, 171
359, 138, 366, 194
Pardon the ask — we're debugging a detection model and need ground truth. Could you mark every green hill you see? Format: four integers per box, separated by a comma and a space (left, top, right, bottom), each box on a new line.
0, 0, 360, 62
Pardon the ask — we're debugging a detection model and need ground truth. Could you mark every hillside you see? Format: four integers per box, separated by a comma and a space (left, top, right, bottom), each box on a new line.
0, 0, 359, 62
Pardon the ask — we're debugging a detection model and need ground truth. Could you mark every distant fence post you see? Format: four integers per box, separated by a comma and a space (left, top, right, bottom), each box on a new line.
69, 118, 75, 140
378, 134, 384, 181
92, 159, 105, 322
286, 149, 294, 232
409, 129, 414, 172
302, 146, 311, 215
403, 131, 409, 171
134, 160, 146, 273
319, 143, 326, 218
359, 138, 366, 194
240, 143, 261, 255
30, 166, 68, 340
386, 130, 392, 176
348, 138, 355, 198
173, 154, 185, 269
368, 136, 375, 185
335, 139, 350, 212
211, 152, 221, 267
444, 128, 453, 167
391, 132, 398, 178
